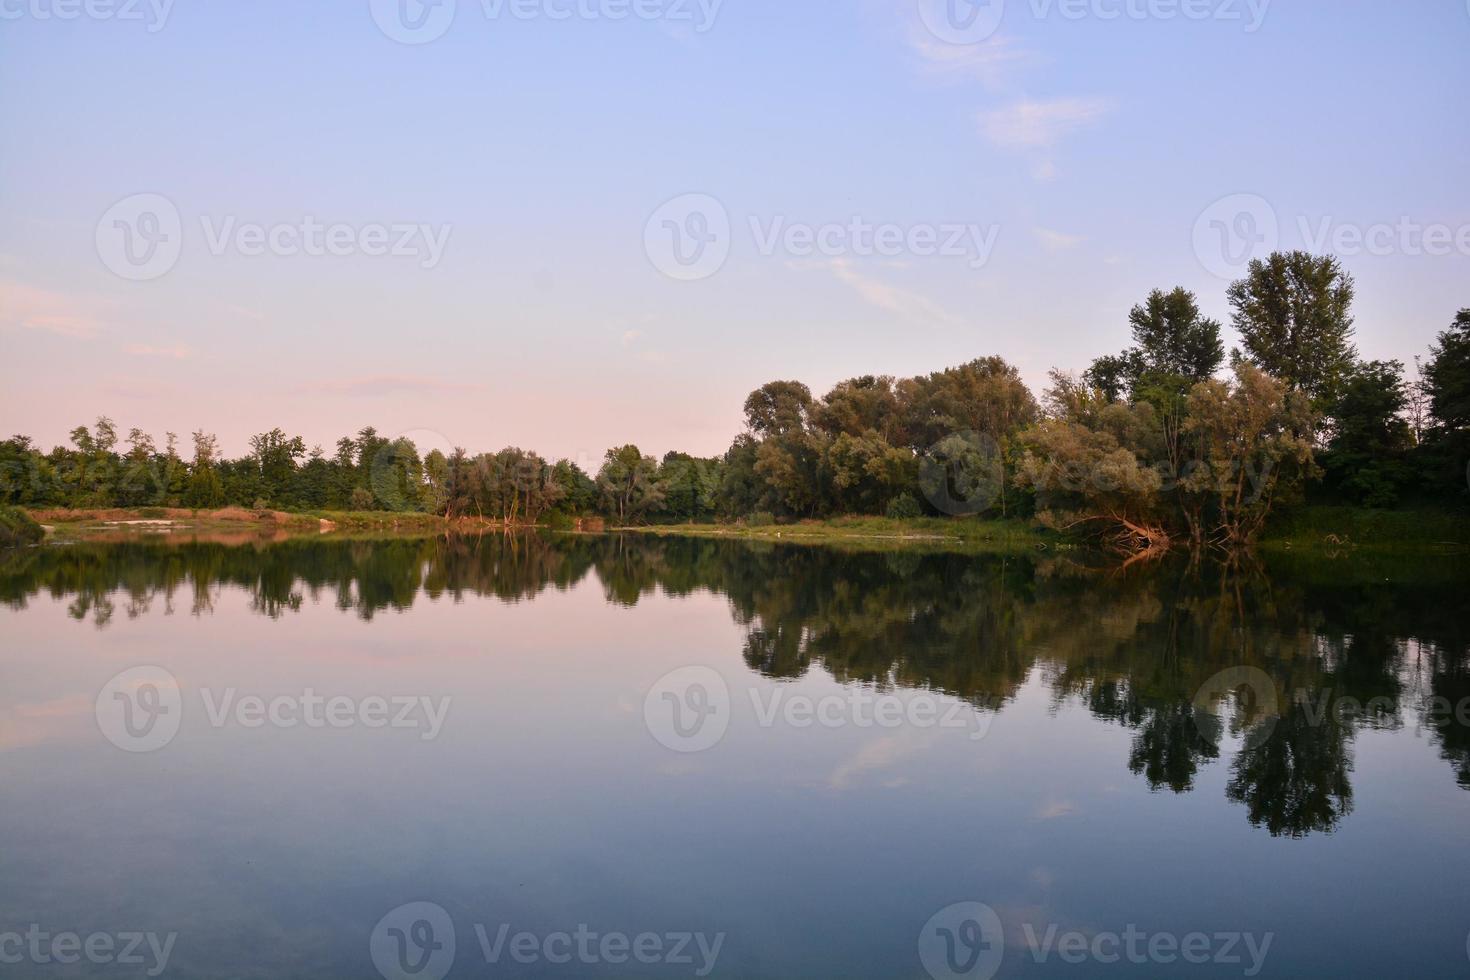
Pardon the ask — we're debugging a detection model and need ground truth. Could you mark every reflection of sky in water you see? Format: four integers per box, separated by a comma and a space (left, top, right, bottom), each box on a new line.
1, 539, 1469, 977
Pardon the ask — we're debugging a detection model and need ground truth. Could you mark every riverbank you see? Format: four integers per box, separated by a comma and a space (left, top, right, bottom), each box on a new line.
0, 506, 45, 548
15, 505, 1468, 556
630, 507, 1470, 556
627, 516, 1057, 552
1261, 505, 1470, 554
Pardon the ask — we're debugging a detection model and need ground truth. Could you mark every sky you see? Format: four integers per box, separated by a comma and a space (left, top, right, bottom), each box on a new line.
2, 0, 1468, 464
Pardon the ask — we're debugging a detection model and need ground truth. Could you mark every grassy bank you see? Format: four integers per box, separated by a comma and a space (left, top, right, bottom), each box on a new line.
634, 508, 1470, 557
0, 505, 45, 548
1261, 505, 1470, 553
23, 506, 451, 537
628, 515, 1055, 553
21, 505, 1467, 556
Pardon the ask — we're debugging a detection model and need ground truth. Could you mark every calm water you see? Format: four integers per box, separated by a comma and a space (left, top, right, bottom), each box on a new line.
2, 532, 1468, 978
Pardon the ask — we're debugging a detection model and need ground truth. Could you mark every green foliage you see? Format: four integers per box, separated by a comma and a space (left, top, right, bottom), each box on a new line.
5, 292, 1463, 536
550, 459, 598, 516
1420, 309, 1470, 504
1228, 251, 1357, 414
1321, 360, 1413, 507
1084, 352, 1143, 403
596, 445, 663, 524
1179, 363, 1319, 548
743, 380, 814, 436
1087, 287, 1224, 401
0, 505, 44, 547
655, 452, 723, 522
1019, 365, 1318, 551
885, 492, 923, 519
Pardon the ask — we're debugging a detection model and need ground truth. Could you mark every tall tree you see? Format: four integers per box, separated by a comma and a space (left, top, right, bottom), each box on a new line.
743, 381, 814, 437
187, 430, 224, 507
1129, 287, 1225, 383
1084, 351, 1144, 404
1420, 308, 1470, 501
596, 445, 664, 524
1227, 252, 1357, 412
1323, 360, 1413, 507
812, 376, 903, 443
1085, 288, 1223, 403
899, 356, 1038, 448
1180, 363, 1319, 549
1425, 309, 1470, 433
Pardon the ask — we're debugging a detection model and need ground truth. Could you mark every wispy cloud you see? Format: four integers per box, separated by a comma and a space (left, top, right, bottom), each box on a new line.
981, 97, 1114, 148
794, 258, 960, 327
296, 375, 482, 397
620, 329, 645, 347
1034, 228, 1084, 251
0, 280, 108, 338
909, 32, 1033, 89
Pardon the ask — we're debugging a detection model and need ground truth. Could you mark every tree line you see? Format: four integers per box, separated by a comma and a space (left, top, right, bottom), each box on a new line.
2, 251, 1466, 547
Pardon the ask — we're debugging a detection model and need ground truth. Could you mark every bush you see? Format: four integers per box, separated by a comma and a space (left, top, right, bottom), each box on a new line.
885, 492, 923, 519
349, 487, 375, 511
747, 511, 776, 527
0, 506, 45, 548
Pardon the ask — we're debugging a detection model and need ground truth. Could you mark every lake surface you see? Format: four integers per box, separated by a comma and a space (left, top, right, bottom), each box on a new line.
2, 532, 1468, 978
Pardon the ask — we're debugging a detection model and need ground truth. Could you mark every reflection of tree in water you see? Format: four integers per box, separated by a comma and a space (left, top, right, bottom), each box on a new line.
1424, 647, 1470, 789
3, 531, 1468, 836
1226, 699, 1354, 838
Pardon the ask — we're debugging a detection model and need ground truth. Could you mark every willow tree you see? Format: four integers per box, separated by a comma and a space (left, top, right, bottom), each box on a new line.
1180, 363, 1317, 550
1014, 402, 1169, 555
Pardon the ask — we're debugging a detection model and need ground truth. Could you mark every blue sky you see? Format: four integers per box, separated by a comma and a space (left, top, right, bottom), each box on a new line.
2, 0, 1467, 461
